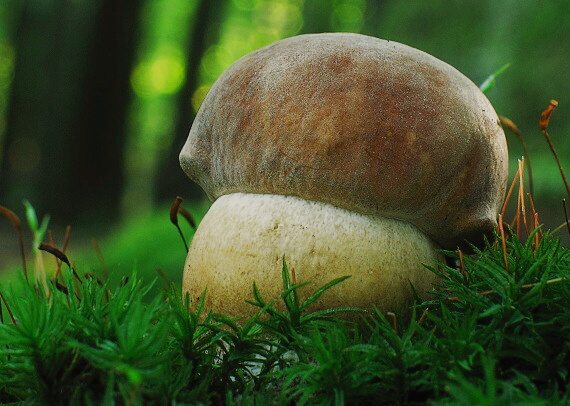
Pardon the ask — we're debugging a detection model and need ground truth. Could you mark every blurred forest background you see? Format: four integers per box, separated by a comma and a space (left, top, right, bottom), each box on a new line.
0, 0, 569, 281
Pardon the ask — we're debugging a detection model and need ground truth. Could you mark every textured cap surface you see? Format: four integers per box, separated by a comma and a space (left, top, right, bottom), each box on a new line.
180, 33, 508, 249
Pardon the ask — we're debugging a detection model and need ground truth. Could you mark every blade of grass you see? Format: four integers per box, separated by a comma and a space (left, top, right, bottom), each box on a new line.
300, 276, 351, 312
479, 63, 511, 94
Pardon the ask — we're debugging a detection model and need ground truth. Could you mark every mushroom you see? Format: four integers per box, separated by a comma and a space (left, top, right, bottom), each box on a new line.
179, 33, 508, 318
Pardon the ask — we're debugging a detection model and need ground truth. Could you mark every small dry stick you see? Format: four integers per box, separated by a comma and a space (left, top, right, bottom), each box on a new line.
156, 268, 172, 288
410, 308, 430, 340
497, 214, 509, 273
0, 290, 16, 324
55, 225, 72, 279
0, 206, 28, 282
527, 192, 541, 245
517, 159, 530, 238
54, 281, 69, 295
447, 289, 497, 301
178, 207, 197, 230
552, 220, 570, 235
91, 239, 108, 280
39, 243, 70, 267
417, 308, 430, 326
500, 116, 534, 196
39, 243, 82, 285
448, 277, 567, 301
534, 213, 541, 250
514, 183, 522, 238
386, 312, 398, 336
290, 267, 297, 285
48, 230, 63, 280
170, 196, 189, 252
501, 164, 521, 220
563, 199, 570, 238
540, 100, 570, 201
527, 193, 541, 249
62, 225, 71, 253
521, 277, 566, 290
458, 250, 467, 280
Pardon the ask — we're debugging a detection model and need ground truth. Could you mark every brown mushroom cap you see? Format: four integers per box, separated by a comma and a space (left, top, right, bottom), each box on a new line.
180, 33, 508, 250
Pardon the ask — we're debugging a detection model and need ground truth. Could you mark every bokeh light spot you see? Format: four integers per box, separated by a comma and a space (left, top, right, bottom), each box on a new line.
0, 42, 14, 90
232, 0, 259, 11
192, 85, 211, 113
200, 45, 226, 81
255, 2, 303, 37
131, 47, 186, 97
332, 0, 365, 32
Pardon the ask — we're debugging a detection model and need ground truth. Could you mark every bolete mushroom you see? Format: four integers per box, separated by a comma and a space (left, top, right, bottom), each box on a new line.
180, 33, 508, 318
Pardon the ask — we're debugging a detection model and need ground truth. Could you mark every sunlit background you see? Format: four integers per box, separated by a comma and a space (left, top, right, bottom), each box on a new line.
1, 0, 569, 283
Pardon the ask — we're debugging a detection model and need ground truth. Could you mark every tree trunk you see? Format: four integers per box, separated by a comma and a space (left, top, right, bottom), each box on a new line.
155, 0, 226, 203
300, 0, 334, 34
64, 0, 143, 223
0, 2, 55, 214
0, 0, 143, 225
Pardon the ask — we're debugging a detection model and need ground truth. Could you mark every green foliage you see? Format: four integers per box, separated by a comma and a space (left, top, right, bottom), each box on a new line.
245, 258, 363, 345
479, 63, 511, 94
1, 230, 569, 405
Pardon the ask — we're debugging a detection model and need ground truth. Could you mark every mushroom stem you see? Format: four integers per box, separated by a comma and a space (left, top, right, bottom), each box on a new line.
182, 193, 443, 318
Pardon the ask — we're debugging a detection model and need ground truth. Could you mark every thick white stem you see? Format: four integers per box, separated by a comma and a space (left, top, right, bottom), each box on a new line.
183, 193, 443, 318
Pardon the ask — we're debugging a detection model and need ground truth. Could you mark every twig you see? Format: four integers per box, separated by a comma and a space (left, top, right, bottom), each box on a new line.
521, 277, 566, 290
540, 100, 570, 201
178, 207, 197, 230
290, 267, 297, 285
0, 206, 28, 282
497, 214, 509, 273
0, 290, 16, 325
500, 116, 534, 196
552, 220, 570, 235
501, 164, 520, 220
48, 230, 63, 280
39, 243, 70, 267
91, 239, 108, 280
417, 308, 429, 326
62, 225, 71, 253
386, 312, 398, 336
156, 268, 172, 288
533, 213, 541, 250
447, 277, 567, 301
170, 196, 189, 252
458, 249, 467, 281
39, 243, 82, 287
518, 159, 530, 237
563, 200, 570, 238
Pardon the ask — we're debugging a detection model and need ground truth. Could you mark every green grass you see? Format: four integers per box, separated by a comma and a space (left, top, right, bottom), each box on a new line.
0, 226, 569, 405
0, 199, 209, 289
